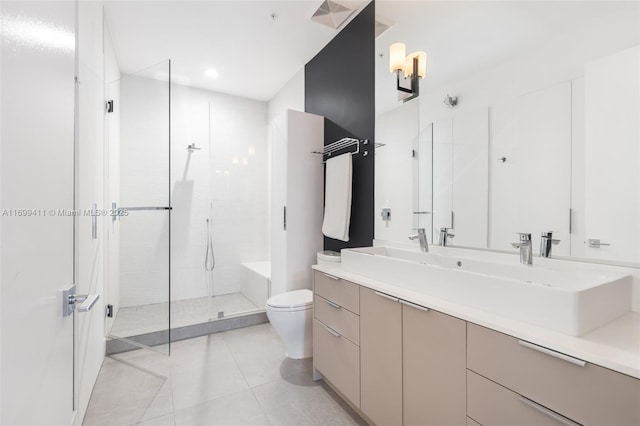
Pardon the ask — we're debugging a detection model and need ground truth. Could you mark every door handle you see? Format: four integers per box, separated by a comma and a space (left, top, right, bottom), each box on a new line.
77, 294, 100, 312
400, 299, 430, 312
587, 239, 611, 248
62, 285, 100, 317
374, 291, 399, 302
518, 397, 580, 426
518, 340, 586, 367
111, 201, 172, 221
324, 326, 341, 338
325, 299, 342, 309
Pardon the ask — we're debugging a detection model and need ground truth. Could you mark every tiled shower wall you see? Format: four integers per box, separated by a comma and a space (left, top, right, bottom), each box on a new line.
119, 75, 268, 307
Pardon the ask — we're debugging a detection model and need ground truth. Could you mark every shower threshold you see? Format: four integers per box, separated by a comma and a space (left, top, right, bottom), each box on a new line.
106, 293, 267, 355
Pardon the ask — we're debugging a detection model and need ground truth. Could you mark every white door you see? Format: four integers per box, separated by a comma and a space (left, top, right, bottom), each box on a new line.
1, 1, 77, 424
269, 112, 288, 297
514, 82, 572, 256
584, 46, 640, 263
75, 1, 106, 420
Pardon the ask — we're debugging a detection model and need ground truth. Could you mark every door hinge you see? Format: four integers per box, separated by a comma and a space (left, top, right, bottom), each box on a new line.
106, 304, 113, 318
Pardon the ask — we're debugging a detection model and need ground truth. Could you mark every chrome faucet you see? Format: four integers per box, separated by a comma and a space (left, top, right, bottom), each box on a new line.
409, 228, 429, 252
511, 233, 533, 265
539, 231, 560, 258
439, 227, 455, 247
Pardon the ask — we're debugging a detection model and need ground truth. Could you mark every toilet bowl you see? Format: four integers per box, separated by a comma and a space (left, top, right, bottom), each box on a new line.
266, 289, 313, 359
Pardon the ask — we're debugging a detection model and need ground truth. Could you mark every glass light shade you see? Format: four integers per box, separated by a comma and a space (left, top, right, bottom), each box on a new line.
415, 51, 427, 78
389, 42, 406, 73
405, 51, 427, 78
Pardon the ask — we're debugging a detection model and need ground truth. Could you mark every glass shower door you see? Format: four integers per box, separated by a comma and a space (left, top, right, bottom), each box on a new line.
106, 60, 172, 354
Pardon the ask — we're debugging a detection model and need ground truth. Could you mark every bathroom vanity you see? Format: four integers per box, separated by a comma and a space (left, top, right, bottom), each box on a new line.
311, 247, 640, 426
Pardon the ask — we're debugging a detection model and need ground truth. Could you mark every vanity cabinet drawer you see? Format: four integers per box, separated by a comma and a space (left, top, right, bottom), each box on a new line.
312, 318, 360, 407
314, 294, 360, 345
467, 370, 578, 426
313, 271, 359, 314
467, 323, 640, 425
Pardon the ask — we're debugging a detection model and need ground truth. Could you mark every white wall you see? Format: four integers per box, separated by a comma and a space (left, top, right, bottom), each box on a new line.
267, 69, 305, 123
118, 76, 268, 306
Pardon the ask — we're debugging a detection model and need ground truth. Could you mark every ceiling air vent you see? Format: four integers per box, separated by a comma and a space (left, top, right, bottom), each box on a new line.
311, 0, 356, 29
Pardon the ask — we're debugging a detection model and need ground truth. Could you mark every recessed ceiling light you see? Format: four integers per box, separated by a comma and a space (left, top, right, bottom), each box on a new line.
204, 68, 219, 79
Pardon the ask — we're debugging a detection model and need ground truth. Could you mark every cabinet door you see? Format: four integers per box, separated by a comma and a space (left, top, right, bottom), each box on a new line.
403, 304, 466, 426
360, 287, 402, 426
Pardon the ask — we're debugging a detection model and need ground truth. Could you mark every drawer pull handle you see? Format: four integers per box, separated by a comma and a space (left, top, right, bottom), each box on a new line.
400, 300, 430, 312
374, 291, 399, 302
518, 340, 587, 367
518, 397, 580, 426
324, 326, 341, 338
325, 300, 341, 309
323, 273, 340, 281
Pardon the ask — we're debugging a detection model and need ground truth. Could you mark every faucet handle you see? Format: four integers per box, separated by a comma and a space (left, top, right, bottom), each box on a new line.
541, 231, 560, 244
515, 232, 532, 242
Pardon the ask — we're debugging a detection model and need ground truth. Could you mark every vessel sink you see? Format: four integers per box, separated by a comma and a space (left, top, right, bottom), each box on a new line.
341, 246, 632, 336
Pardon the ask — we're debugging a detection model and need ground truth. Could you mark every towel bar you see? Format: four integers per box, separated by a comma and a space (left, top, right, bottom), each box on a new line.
311, 138, 385, 161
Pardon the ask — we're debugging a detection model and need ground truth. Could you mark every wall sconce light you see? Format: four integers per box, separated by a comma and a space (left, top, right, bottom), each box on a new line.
389, 42, 427, 102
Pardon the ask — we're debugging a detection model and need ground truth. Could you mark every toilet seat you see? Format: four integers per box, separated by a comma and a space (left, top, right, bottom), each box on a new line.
266, 289, 313, 312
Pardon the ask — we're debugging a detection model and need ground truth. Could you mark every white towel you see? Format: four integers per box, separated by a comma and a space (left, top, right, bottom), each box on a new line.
322, 153, 352, 241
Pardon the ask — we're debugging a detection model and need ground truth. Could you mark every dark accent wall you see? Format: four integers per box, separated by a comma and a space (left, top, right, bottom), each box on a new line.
305, 1, 375, 252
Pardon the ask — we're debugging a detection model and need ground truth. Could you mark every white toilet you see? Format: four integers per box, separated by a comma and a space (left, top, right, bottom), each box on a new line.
266, 289, 313, 359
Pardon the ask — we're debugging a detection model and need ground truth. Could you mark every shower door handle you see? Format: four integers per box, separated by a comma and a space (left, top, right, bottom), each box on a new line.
111, 202, 172, 221
120, 206, 173, 211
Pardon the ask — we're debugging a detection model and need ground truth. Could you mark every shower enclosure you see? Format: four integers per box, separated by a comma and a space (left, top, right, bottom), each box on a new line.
105, 60, 270, 354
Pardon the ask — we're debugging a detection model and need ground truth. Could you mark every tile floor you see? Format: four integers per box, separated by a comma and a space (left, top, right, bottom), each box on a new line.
111, 293, 261, 337
84, 323, 365, 426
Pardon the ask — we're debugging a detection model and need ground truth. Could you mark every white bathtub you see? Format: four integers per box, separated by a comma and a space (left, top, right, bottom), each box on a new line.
241, 261, 270, 309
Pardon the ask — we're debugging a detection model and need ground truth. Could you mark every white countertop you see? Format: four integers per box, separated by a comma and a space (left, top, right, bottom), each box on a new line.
312, 262, 640, 380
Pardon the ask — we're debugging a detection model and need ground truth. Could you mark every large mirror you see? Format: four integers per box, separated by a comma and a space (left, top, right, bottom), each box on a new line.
375, 0, 639, 266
